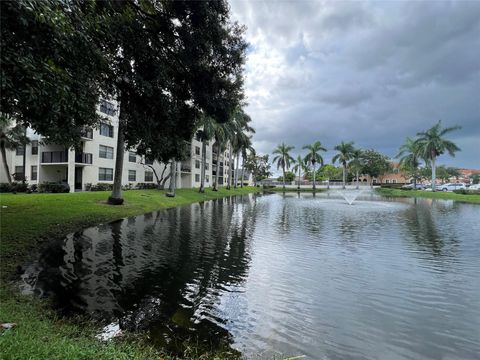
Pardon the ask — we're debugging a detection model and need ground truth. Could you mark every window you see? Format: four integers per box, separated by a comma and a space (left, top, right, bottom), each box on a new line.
144, 171, 153, 182
195, 160, 200, 169
99, 122, 114, 137
385, 179, 390, 184
205, 163, 209, 170
31, 166, 37, 181
128, 170, 136, 181
16, 145, 24, 156
195, 146, 200, 155
206, 175, 209, 183
31, 141, 38, 155
100, 99, 116, 116
99, 145, 114, 159
392, 179, 397, 184
195, 174, 200, 182
129, 151, 136, 163
99, 167, 113, 181
15, 166, 24, 177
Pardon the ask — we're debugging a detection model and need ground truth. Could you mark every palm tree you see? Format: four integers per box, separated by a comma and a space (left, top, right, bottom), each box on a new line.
240, 138, 253, 188
303, 141, 326, 190
396, 137, 421, 188
195, 116, 216, 193
415, 121, 461, 191
212, 122, 234, 191
348, 148, 364, 189
0, 116, 28, 184
292, 155, 307, 190
332, 141, 355, 189
272, 143, 295, 189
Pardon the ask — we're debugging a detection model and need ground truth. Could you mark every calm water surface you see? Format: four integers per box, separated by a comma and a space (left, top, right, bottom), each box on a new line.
24, 193, 480, 359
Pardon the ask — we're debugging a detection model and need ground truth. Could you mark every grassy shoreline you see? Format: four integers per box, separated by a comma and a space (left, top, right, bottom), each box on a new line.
377, 188, 480, 204
0, 187, 258, 359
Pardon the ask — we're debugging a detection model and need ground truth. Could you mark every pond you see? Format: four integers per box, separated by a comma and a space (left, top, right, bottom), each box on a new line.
22, 192, 480, 359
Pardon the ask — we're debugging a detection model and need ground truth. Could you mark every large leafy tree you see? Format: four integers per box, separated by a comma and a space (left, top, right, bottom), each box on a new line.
361, 149, 392, 187
1, 0, 108, 146
303, 141, 326, 190
97, 0, 247, 203
272, 143, 295, 189
332, 141, 355, 189
415, 121, 461, 191
244, 152, 270, 186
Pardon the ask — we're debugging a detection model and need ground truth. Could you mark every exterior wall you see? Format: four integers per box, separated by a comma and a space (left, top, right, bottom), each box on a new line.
2, 100, 247, 191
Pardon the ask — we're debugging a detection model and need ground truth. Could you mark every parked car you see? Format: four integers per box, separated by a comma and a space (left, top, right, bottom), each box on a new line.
468, 183, 480, 190
437, 183, 466, 192
401, 183, 425, 190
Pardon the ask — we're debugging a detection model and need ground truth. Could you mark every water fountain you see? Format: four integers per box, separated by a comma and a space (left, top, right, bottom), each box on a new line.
336, 189, 364, 205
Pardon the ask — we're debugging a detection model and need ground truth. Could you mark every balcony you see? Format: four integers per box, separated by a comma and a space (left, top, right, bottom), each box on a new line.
42, 151, 68, 164
75, 153, 93, 165
80, 127, 93, 140
181, 165, 192, 173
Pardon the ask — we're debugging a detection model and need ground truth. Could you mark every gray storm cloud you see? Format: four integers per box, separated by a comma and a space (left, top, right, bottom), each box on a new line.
230, 0, 480, 168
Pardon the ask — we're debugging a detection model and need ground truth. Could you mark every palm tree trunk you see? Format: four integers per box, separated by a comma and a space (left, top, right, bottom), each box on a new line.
228, 150, 234, 190
342, 164, 346, 189
312, 163, 316, 190
108, 105, 125, 205
22, 126, 27, 184
213, 144, 221, 191
234, 152, 240, 188
1, 144, 12, 184
298, 167, 301, 190
356, 170, 359, 189
431, 156, 436, 191
167, 160, 176, 197
282, 164, 286, 189
199, 141, 206, 193
240, 156, 245, 187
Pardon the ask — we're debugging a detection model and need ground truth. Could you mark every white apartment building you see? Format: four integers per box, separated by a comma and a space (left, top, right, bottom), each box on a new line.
0, 99, 250, 191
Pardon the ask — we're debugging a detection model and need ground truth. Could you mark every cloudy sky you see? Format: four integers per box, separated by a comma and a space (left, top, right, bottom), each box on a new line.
229, 0, 480, 170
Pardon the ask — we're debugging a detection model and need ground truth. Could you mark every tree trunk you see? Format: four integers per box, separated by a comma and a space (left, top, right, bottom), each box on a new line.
240, 156, 245, 187
213, 144, 221, 191
234, 152, 240, 188
1, 144, 12, 184
167, 160, 176, 197
199, 141, 206, 193
312, 162, 316, 190
356, 170, 359, 189
342, 164, 346, 189
108, 106, 125, 205
431, 156, 436, 191
22, 126, 27, 184
227, 149, 233, 190
282, 164, 286, 189
297, 167, 301, 190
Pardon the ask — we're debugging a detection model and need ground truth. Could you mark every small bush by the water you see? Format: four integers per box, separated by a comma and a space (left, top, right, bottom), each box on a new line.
454, 189, 480, 195
38, 182, 70, 193
380, 184, 405, 189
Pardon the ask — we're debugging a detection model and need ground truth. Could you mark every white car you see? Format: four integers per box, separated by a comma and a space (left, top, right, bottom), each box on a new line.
468, 183, 480, 190
437, 183, 466, 192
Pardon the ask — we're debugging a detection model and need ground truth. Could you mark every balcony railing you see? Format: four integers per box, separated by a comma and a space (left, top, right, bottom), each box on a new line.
42, 151, 68, 163
75, 153, 93, 164
181, 165, 192, 173
80, 127, 93, 139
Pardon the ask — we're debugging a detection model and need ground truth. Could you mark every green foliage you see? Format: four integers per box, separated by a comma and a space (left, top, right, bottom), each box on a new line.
436, 165, 450, 183
361, 149, 392, 181
303, 141, 326, 167
85, 183, 114, 191
1, 0, 107, 146
38, 182, 70, 193
0, 182, 28, 193
272, 143, 295, 171
244, 153, 271, 184
377, 188, 480, 204
278, 171, 295, 182
471, 173, 480, 184
454, 189, 480, 195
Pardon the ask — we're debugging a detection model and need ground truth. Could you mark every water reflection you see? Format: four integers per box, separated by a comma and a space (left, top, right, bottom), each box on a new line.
23, 193, 480, 359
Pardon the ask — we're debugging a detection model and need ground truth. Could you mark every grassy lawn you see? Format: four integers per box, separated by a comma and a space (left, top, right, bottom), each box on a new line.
0, 187, 257, 360
377, 188, 480, 204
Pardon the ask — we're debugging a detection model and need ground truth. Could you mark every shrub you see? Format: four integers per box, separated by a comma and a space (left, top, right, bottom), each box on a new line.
87, 183, 113, 191
135, 183, 157, 189
380, 184, 405, 189
453, 189, 480, 195
38, 182, 70, 193
0, 182, 29, 193
262, 184, 276, 189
